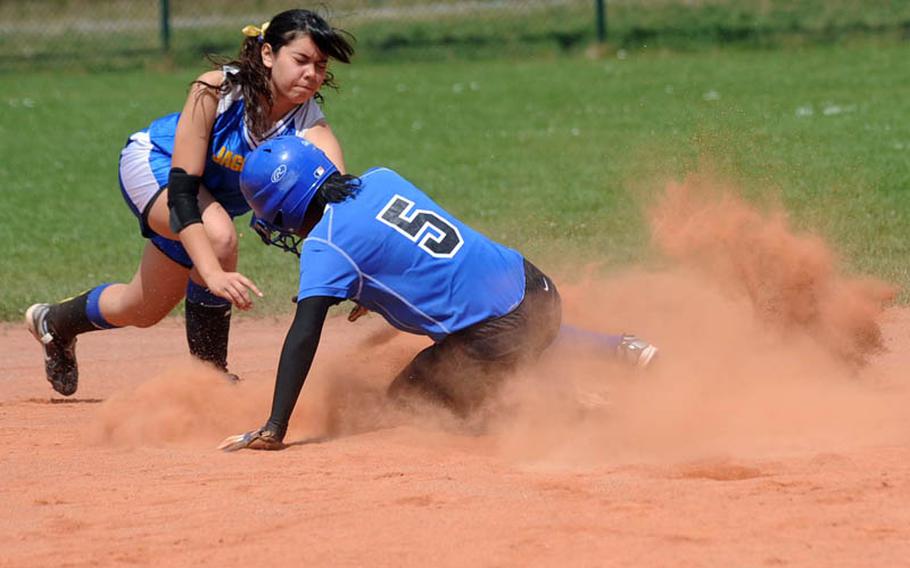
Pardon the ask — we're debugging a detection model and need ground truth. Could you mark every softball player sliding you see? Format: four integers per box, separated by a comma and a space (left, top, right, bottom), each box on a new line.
25, 10, 355, 396
220, 137, 658, 451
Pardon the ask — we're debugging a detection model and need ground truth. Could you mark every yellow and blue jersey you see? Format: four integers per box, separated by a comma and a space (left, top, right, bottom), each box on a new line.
297, 168, 526, 341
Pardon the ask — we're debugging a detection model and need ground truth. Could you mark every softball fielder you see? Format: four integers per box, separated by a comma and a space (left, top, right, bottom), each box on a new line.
26, 10, 354, 396
219, 137, 658, 451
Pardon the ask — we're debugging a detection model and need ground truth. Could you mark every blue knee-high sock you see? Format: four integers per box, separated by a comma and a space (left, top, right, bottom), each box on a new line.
557, 324, 624, 351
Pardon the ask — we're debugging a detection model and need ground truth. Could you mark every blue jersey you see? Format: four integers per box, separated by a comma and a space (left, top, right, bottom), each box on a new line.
139, 74, 325, 217
297, 168, 527, 341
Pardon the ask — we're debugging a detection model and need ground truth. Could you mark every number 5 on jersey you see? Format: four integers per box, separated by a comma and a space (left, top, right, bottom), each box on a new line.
377, 195, 464, 258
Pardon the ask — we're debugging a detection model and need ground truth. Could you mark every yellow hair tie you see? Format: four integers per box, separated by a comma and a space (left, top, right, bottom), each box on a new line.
241, 21, 270, 39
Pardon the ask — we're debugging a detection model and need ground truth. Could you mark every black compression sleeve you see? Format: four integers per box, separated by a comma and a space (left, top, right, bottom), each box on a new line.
264, 296, 340, 440
167, 167, 203, 233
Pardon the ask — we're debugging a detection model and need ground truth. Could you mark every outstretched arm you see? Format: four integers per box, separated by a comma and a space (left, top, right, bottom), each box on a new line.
265, 296, 339, 436
170, 70, 262, 309
219, 296, 340, 451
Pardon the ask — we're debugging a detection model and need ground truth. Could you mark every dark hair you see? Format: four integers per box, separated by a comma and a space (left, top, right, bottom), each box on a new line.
320, 172, 361, 204
200, 9, 355, 139
298, 173, 361, 235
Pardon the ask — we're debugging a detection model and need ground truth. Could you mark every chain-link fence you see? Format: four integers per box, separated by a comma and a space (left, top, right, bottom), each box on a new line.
2, 0, 908, 69
0, 0, 600, 68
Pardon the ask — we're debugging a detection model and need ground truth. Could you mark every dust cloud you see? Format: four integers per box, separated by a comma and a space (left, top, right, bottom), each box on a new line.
89, 362, 270, 447
492, 173, 904, 465
91, 173, 906, 466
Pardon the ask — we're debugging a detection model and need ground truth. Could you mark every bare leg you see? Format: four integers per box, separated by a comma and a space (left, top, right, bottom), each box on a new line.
145, 185, 240, 371
98, 242, 190, 328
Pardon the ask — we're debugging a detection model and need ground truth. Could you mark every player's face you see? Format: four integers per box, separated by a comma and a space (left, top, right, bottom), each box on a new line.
263, 35, 328, 106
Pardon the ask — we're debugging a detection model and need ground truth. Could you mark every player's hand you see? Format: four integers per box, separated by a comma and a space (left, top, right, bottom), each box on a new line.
348, 304, 369, 322
218, 427, 285, 452
204, 271, 263, 310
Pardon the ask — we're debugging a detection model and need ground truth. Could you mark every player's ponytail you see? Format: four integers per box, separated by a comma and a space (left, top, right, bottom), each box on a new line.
320, 173, 361, 204
231, 34, 273, 138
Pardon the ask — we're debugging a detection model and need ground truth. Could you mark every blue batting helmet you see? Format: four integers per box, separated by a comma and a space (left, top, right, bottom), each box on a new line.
240, 136, 338, 233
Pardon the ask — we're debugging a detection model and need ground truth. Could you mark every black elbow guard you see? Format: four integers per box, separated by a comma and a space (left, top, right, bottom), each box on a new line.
167, 167, 203, 233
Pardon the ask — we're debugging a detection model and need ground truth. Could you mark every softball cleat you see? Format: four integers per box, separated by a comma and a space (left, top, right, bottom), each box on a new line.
617, 334, 659, 369
25, 303, 79, 396
218, 427, 285, 452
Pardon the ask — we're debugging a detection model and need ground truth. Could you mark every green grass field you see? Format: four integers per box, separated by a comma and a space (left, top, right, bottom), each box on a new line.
1, 39, 908, 321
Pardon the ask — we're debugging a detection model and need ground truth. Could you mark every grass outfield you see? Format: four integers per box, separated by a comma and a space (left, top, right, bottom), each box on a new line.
1, 41, 908, 320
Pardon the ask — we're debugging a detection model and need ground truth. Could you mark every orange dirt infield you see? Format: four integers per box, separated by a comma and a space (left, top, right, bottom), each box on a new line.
4, 182, 910, 566
2, 305, 909, 567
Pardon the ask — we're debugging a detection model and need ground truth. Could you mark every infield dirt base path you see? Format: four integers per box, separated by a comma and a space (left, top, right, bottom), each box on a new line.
2, 303, 909, 567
